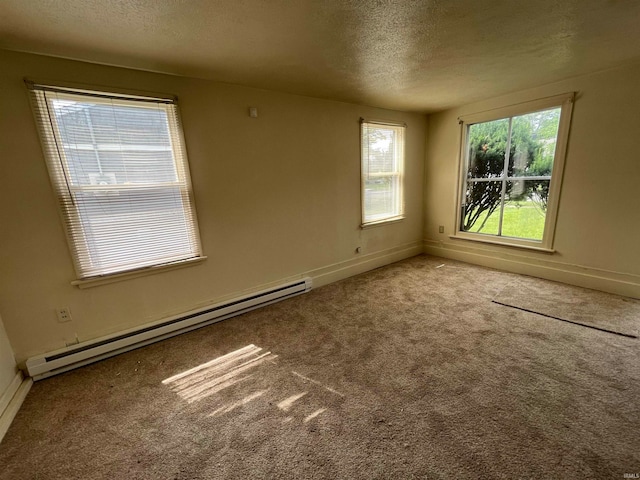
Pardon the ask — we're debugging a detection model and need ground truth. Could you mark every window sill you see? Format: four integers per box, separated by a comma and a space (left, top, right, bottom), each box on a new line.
361, 216, 405, 229
71, 256, 207, 289
449, 234, 555, 253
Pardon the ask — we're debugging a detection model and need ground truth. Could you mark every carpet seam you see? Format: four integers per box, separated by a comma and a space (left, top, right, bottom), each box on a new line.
491, 300, 638, 339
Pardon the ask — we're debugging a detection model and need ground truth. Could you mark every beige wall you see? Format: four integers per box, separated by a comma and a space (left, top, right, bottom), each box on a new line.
424, 62, 640, 298
0, 50, 426, 363
0, 315, 18, 398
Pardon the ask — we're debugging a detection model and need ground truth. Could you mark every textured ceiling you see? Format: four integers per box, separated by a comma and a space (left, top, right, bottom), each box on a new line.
1, 0, 640, 112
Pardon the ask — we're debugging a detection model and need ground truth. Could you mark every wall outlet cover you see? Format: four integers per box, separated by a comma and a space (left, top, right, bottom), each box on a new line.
56, 308, 72, 323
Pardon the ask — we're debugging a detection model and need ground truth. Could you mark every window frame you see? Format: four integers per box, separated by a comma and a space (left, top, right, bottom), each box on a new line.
453, 93, 574, 251
360, 119, 406, 228
27, 81, 205, 284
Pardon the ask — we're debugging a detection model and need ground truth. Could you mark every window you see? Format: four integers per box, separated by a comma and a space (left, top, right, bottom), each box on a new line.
28, 82, 203, 280
361, 120, 405, 226
455, 93, 574, 250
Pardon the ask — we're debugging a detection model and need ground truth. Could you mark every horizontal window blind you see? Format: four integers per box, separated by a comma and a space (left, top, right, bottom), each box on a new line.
361, 121, 405, 225
28, 83, 203, 279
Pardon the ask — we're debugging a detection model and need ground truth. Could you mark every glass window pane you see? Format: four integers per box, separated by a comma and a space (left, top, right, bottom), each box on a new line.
364, 127, 399, 174
461, 181, 502, 234
466, 118, 509, 179
31, 86, 203, 279
364, 176, 399, 222
508, 108, 560, 177
361, 122, 404, 224
501, 180, 550, 240
52, 99, 177, 186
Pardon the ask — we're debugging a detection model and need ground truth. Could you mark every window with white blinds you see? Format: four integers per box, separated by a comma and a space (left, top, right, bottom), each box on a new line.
28, 83, 203, 280
361, 120, 405, 226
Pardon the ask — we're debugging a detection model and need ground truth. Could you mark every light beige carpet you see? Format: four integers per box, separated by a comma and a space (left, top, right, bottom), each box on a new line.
1, 255, 638, 479
493, 276, 640, 338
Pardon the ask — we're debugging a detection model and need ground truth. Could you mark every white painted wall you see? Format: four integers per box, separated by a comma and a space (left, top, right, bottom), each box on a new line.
424, 61, 640, 298
0, 50, 426, 363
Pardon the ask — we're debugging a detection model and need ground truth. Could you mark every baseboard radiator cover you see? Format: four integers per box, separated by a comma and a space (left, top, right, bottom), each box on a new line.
25, 277, 312, 381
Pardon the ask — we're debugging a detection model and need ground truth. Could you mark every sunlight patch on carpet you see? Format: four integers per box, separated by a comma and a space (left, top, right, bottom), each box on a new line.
162, 346, 344, 424
209, 390, 269, 417
277, 392, 307, 411
304, 408, 327, 423
162, 344, 277, 403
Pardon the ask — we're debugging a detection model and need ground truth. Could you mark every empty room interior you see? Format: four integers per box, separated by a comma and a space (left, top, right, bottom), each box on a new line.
1, 1, 639, 478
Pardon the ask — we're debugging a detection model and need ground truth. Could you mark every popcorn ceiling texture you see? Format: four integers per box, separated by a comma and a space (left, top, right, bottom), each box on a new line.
1, 255, 639, 479
2, 1, 640, 111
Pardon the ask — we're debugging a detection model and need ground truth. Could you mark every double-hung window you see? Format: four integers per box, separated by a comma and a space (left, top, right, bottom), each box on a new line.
28, 82, 203, 281
361, 120, 405, 226
455, 93, 574, 250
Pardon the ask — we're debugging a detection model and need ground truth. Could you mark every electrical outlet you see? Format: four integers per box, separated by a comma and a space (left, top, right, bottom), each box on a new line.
56, 307, 72, 323
438, 225, 444, 233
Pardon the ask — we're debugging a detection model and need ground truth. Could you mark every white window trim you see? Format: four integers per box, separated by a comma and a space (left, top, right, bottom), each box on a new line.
360, 119, 406, 228
360, 216, 405, 230
71, 256, 207, 289
452, 93, 575, 251
27, 81, 205, 284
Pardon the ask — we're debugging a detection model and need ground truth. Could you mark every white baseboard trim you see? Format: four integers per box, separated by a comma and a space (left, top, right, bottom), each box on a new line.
0, 372, 22, 416
0, 372, 32, 443
424, 239, 640, 299
308, 241, 424, 288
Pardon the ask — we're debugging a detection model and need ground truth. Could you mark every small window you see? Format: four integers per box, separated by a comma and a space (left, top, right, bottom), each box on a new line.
361, 120, 405, 226
455, 93, 574, 250
28, 82, 203, 279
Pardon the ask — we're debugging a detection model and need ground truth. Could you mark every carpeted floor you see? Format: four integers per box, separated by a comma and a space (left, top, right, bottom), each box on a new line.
494, 275, 640, 338
1, 255, 639, 479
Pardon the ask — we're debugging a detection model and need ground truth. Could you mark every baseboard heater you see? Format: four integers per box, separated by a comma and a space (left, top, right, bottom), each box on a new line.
25, 277, 312, 381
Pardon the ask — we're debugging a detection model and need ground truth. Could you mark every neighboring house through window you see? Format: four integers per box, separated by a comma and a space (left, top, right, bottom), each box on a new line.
455, 93, 574, 250
28, 82, 203, 281
361, 120, 405, 226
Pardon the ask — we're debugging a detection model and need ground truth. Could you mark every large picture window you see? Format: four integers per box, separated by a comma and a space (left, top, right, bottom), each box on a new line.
361, 120, 405, 226
28, 82, 203, 280
456, 94, 574, 250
